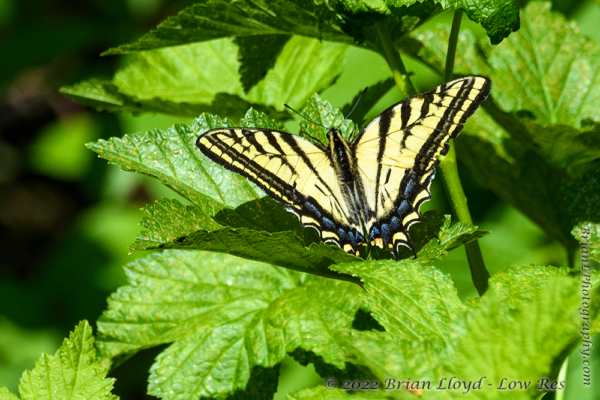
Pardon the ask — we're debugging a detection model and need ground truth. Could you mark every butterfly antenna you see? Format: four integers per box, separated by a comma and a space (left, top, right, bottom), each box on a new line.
284, 104, 326, 146
340, 87, 367, 140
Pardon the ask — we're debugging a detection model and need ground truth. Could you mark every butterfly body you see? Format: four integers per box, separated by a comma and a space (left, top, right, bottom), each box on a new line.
197, 76, 491, 260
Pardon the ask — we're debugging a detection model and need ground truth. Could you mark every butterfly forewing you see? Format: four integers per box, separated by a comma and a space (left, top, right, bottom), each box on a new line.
196, 128, 360, 249
351, 75, 491, 257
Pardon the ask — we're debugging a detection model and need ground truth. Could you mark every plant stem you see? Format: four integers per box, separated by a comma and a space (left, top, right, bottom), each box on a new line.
438, 143, 489, 295
374, 22, 417, 96
555, 357, 569, 400
439, 10, 490, 296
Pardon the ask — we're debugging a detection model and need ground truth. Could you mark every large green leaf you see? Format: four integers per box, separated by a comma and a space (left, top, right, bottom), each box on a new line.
97, 250, 363, 400
61, 79, 275, 121
246, 37, 348, 110
87, 113, 263, 209
102, 0, 352, 55
64, 36, 346, 118
102, 0, 441, 55
406, 2, 600, 250
4, 321, 117, 400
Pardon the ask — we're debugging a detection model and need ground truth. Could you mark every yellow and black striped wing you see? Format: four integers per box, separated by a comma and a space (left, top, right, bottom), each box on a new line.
351, 75, 491, 257
196, 128, 361, 249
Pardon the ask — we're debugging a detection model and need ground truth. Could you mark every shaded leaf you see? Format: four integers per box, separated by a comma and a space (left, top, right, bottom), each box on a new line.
234, 34, 291, 92
214, 197, 320, 246
18, 321, 117, 400
86, 114, 263, 209
97, 250, 363, 400
150, 227, 361, 284
564, 163, 600, 223
102, 0, 442, 56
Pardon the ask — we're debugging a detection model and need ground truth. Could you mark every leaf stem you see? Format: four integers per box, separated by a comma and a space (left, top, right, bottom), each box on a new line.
439, 10, 489, 296
374, 22, 417, 96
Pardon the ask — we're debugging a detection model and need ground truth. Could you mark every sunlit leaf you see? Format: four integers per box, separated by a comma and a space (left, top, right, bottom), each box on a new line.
17, 321, 117, 400
97, 250, 363, 400
87, 113, 263, 209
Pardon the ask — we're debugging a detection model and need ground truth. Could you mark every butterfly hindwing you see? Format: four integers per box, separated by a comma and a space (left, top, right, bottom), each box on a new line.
196, 128, 365, 252
351, 75, 491, 257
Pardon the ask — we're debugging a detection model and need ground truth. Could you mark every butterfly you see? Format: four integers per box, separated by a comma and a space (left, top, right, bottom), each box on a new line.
196, 75, 491, 260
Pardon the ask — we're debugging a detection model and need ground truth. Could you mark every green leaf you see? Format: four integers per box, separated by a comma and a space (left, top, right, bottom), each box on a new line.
332, 259, 464, 346
572, 222, 600, 263
61, 79, 287, 121
97, 250, 363, 400
0, 387, 19, 400
102, 0, 351, 55
61, 39, 289, 121
17, 321, 117, 400
148, 227, 361, 283
130, 198, 223, 253
340, 330, 444, 390
473, 264, 571, 310
407, 2, 600, 250
101, 0, 443, 57
245, 36, 348, 110
234, 34, 291, 92
65, 36, 346, 118
86, 113, 263, 209
564, 163, 600, 223
441, 0, 520, 44
0, 388, 19, 400
298, 94, 357, 144
446, 271, 598, 399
